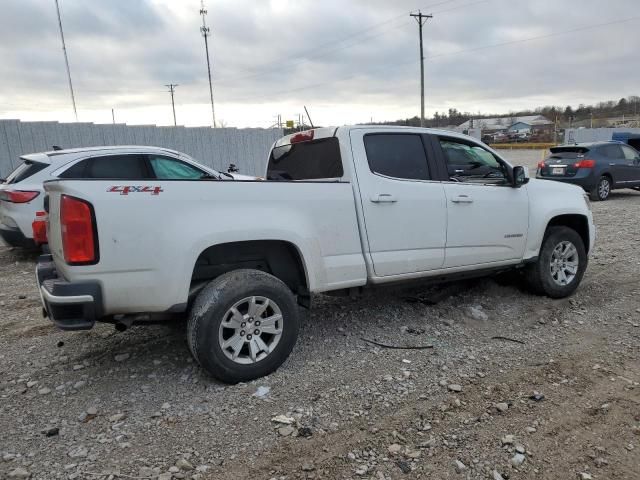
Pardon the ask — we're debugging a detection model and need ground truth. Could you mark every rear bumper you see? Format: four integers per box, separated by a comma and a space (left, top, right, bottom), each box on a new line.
536, 170, 596, 191
0, 225, 36, 248
36, 254, 102, 331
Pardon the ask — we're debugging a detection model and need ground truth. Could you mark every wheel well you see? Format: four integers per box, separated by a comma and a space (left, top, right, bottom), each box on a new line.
191, 240, 308, 296
546, 215, 590, 253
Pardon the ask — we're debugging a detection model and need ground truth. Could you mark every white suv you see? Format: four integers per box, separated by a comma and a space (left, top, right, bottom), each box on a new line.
0, 146, 249, 248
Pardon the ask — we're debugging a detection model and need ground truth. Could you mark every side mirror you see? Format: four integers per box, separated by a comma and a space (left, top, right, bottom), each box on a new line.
512, 166, 530, 187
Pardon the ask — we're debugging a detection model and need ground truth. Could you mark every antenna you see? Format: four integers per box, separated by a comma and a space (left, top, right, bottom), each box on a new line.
54, 0, 78, 121
304, 106, 314, 128
200, 1, 217, 128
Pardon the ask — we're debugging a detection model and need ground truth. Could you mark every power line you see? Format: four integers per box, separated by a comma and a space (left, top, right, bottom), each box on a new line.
40, 0, 489, 103
214, 0, 465, 86
410, 11, 433, 127
54, 0, 78, 121
200, 0, 216, 128
423, 15, 640, 61
225, 14, 640, 105
165, 84, 179, 126
213, 17, 412, 86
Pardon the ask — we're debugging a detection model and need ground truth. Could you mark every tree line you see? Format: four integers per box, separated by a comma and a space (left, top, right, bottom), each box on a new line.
377, 96, 640, 128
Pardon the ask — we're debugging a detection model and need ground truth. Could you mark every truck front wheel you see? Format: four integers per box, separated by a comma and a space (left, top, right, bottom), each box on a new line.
524, 226, 587, 298
187, 269, 300, 383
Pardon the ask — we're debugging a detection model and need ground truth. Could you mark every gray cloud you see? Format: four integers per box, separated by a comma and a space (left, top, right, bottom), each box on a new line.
0, 0, 638, 125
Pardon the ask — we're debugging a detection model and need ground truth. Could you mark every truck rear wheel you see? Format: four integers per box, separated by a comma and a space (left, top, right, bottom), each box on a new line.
524, 226, 587, 298
187, 269, 300, 384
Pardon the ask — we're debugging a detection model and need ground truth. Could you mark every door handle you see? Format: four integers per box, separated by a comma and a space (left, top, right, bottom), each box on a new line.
609, 163, 616, 166
451, 194, 473, 204
370, 194, 397, 203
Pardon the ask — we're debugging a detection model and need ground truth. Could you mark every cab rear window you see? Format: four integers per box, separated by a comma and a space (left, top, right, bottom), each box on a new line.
5, 160, 48, 184
267, 138, 343, 180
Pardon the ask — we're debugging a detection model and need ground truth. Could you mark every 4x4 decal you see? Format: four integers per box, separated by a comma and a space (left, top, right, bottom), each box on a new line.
107, 186, 163, 196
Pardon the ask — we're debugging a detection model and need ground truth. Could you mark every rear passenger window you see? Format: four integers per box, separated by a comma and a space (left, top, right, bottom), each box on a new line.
364, 134, 429, 180
84, 155, 149, 179
267, 138, 343, 180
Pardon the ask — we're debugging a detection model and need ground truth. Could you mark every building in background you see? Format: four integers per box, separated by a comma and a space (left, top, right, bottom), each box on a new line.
458, 115, 553, 143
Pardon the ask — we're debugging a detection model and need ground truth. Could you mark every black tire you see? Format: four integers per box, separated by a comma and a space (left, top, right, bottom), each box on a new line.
589, 175, 611, 201
524, 226, 587, 299
187, 269, 299, 384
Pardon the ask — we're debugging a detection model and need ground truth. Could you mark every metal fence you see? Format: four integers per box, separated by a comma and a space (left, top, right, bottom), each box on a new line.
0, 120, 282, 178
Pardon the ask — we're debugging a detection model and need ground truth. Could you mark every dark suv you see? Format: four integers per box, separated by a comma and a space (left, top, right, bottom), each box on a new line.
536, 141, 640, 200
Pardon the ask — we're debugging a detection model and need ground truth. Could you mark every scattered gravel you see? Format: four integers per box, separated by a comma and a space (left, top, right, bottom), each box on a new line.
1, 153, 639, 478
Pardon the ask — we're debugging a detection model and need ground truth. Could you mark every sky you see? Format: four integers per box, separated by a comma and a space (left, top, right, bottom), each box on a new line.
0, 0, 638, 128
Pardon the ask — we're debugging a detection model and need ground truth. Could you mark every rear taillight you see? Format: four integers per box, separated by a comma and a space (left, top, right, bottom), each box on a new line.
290, 130, 315, 144
537, 161, 546, 169
32, 211, 48, 245
61, 195, 98, 265
0, 190, 40, 203
573, 159, 596, 169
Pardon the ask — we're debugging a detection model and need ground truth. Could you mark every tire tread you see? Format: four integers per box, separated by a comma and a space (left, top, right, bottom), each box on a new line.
524, 226, 587, 299
186, 269, 299, 383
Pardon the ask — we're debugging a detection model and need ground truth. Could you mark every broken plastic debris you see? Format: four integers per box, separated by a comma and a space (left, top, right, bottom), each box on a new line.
252, 386, 271, 398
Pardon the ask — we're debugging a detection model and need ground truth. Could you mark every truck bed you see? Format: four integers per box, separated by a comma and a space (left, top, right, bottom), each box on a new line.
44, 179, 367, 314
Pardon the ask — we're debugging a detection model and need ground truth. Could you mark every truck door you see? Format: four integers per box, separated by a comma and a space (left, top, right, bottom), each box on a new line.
433, 136, 529, 268
349, 130, 447, 277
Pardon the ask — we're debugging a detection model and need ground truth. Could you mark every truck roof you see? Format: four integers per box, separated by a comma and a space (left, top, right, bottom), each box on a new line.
275, 125, 479, 147
338, 125, 479, 142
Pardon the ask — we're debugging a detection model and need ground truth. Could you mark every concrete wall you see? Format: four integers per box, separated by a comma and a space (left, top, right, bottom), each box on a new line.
564, 127, 640, 144
0, 120, 283, 178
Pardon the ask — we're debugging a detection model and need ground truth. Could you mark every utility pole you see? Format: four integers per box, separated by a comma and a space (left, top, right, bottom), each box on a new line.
165, 84, 178, 126
54, 0, 78, 121
200, 1, 216, 128
410, 10, 432, 128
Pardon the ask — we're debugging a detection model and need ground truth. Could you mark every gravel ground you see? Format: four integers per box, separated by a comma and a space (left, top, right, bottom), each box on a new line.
1, 151, 639, 480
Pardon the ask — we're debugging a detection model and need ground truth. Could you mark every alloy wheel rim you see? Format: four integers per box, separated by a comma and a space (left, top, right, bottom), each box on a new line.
549, 240, 579, 286
218, 296, 283, 365
599, 179, 610, 199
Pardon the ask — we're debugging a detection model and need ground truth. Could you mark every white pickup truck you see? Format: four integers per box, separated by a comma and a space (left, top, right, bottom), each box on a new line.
36, 126, 595, 383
